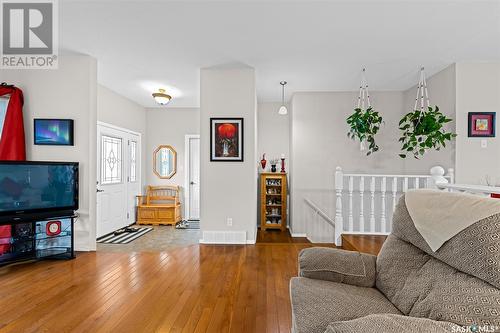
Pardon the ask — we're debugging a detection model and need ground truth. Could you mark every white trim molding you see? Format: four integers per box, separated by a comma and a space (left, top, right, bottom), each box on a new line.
184, 134, 200, 220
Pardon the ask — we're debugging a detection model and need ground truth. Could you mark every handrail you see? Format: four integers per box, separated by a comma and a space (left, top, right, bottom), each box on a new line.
437, 183, 500, 195
304, 198, 335, 229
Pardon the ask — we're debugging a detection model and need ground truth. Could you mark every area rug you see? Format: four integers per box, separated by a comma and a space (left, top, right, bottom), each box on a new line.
97, 227, 153, 244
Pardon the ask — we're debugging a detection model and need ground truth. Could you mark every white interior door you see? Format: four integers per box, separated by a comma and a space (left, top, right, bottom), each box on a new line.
186, 135, 200, 220
97, 123, 141, 238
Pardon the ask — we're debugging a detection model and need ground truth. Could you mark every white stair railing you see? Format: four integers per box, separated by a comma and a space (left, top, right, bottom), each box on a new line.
334, 166, 454, 245
437, 183, 500, 197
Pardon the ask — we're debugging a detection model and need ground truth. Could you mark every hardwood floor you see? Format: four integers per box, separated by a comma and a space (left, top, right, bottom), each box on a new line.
0, 234, 387, 333
0, 243, 315, 333
341, 234, 387, 255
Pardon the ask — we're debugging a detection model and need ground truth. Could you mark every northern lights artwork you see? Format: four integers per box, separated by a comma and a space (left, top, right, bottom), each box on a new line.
34, 119, 74, 146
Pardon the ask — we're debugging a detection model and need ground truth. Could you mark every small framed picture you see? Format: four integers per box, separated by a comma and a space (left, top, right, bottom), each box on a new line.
468, 112, 496, 137
34, 119, 74, 146
210, 118, 244, 162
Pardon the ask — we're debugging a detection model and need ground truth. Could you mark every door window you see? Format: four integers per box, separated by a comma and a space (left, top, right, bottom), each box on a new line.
101, 135, 122, 184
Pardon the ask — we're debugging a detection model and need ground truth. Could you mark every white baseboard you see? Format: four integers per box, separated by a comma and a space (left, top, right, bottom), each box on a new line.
290, 232, 307, 237
199, 230, 247, 244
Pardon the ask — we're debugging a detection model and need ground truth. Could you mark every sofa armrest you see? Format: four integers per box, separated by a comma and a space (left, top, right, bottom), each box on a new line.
298, 247, 376, 287
324, 314, 457, 333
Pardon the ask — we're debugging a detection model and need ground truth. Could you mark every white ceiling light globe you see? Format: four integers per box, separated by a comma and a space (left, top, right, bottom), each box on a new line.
278, 105, 288, 115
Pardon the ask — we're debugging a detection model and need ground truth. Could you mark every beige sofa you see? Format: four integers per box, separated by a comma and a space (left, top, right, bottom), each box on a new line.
290, 194, 500, 333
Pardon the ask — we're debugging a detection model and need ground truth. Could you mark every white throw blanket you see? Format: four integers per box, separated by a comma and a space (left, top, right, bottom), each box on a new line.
405, 189, 500, 251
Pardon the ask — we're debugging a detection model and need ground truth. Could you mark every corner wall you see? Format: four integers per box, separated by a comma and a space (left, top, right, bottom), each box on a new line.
200, 67, 257, 243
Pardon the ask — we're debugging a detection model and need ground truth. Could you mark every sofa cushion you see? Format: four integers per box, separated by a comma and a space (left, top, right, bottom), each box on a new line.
290, 277, 401, 333
298, 247, 377, 287
391, 195, 500, 290
377, 235, 500, 327
324, 314, 457, 333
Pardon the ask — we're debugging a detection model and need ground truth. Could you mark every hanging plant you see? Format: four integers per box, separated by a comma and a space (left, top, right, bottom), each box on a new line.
398, 68, 456, 159
346, 68, 383, 156
347, 107, 383, 155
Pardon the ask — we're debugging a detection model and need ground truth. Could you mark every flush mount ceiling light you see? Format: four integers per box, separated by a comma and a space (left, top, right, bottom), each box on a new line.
278, 81, 288, 115
152, 88, 172, 105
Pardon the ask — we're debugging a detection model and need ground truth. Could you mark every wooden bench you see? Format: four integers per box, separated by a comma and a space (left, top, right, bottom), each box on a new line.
136, 186, 182, 225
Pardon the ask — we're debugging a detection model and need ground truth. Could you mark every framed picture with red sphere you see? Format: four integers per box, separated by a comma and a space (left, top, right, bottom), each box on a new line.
210, 118, 244, 161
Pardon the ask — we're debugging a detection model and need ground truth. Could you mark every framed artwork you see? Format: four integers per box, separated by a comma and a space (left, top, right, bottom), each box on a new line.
468, 112, 496, 137
34, 119, 74, 146
210, 118, 244, 161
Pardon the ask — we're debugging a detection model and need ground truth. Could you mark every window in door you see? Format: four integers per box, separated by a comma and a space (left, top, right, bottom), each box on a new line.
101, 135, 122, 184
129, 140, 137, 182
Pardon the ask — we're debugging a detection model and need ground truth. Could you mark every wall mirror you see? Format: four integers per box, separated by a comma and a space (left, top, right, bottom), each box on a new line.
153, 145, 177, 179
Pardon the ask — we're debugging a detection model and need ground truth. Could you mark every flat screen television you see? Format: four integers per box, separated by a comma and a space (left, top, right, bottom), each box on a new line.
0, 161, 79, 221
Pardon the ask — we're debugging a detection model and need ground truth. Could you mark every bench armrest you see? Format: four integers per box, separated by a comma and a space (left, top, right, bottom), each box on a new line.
298, 247, 376, 287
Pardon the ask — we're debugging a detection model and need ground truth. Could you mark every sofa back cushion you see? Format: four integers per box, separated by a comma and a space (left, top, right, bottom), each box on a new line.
376, 235, 500, 326
391, 195, 500, 290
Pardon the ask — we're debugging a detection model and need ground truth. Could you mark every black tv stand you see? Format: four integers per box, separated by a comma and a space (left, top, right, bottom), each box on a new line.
0, 214, 76, 267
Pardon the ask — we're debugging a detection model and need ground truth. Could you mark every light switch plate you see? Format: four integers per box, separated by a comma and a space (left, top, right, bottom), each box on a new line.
481, 139, 487, 148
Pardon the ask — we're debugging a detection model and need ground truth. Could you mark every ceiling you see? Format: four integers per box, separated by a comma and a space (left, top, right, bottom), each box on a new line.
60, 0, 500, 108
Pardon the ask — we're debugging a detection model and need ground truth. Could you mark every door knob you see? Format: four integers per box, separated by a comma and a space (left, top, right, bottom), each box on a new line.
190, 181, 196, 185
97, 189, 104, 193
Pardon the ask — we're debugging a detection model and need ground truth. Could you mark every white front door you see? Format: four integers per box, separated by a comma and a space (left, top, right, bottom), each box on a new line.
97, 124, 141, 238
186, 135, 200, 220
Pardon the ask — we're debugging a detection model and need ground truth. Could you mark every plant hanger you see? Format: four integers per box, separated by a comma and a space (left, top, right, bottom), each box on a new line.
398, 67, 456, 159
346, 68, 383, 156
357, 68, 371, 111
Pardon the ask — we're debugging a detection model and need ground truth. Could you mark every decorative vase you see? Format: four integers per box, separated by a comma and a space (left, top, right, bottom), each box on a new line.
280, 158, 285, 173
260, 153, 267, 170
271, 164, 277, 173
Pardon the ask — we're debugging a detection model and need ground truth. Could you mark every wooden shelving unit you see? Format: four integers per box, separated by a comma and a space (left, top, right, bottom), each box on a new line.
260, 173, 287, 231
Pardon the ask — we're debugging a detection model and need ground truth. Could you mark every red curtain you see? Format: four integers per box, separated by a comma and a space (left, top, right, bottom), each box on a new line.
0, 85, 25, 160
0, 84, 26, 255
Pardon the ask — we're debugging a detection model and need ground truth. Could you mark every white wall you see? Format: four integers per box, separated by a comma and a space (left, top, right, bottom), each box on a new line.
145, 107, 199, 201
455, 63, 500, 184
0, 55, 98, 251
97, 85, 147, 188
257, 102, 290, 168
200, 66, 257, 243
402, 64, 456, 174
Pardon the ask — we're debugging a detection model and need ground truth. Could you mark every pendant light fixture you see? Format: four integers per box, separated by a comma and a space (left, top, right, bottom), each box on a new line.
278, 81, 288, 115
152, 88, 172, 105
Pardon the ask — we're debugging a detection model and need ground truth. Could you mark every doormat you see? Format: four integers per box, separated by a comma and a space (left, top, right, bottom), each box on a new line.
97, 227, 153, 244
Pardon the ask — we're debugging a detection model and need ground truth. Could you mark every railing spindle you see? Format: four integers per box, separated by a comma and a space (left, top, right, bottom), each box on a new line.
403, 177, 409, 192
392, 177, 398, 213
348, 176, 354, 232
359, 176, 365, 232
369, 176, 376, 233
334, 167, 344, 245
415, 177, 420, 189
380, 177, 387, 233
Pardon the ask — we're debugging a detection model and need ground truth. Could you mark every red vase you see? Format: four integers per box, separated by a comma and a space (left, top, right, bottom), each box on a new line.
260, 154, 267, 169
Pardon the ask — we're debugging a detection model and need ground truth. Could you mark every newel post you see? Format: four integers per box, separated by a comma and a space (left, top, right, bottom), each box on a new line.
447, 168, 455, 184
429, 166, 448, 189
334, 167, 344, 246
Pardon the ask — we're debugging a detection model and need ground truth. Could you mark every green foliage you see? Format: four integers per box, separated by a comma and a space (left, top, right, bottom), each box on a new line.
346, 107, 383, 156
398, 106, 456, 159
